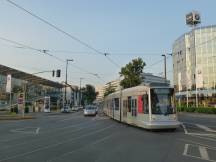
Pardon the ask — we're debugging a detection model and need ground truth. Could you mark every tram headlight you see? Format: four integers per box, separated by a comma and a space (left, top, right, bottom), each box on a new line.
151, 116, 156, 121
169, 114, 177, 120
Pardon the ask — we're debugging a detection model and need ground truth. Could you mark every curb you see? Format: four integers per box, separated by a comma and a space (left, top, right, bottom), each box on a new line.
0, 116, 35, 120
178, 112, 216, 118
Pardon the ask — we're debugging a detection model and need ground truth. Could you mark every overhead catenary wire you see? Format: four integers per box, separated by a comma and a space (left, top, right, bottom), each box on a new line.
0, 36, 65, 62
5, 0, 216, 78
0, 36, 105, 83
5, 0, 120, 68
50, 50, 162, 56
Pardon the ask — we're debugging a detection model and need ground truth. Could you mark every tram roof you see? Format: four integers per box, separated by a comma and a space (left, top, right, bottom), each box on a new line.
0, 64, 63, 88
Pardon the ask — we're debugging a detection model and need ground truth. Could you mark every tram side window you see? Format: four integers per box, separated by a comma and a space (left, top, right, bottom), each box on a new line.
123, 100, 126, 108
131, 99, 137, 116
143, 94, 149, 114
128, 96, 131, 112
114, 98, 119, 110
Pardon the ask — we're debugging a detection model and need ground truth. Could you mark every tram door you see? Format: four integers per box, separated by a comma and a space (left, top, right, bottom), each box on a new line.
131, 98, 137, 117
123, 100, 127, 118
112, 99, 115, 119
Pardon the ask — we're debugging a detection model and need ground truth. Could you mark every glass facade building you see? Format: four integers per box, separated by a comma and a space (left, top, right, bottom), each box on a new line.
173, 25, 216, 107
0, 63, 65, 111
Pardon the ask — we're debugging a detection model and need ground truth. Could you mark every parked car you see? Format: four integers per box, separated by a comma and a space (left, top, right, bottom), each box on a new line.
61, 105, 71, 113
95, 106, 98, 114
83, 105, 97, 116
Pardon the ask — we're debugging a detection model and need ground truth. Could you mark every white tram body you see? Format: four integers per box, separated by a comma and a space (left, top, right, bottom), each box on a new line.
103, 85, 180, 129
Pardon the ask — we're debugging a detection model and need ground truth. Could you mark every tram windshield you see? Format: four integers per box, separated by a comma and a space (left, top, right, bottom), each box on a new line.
150, 88, 175, 115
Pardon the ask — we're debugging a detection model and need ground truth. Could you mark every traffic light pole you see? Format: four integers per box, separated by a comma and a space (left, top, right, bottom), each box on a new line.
64, 59, 73, 108
65, 61, 68, 106
161, 54, 167, 80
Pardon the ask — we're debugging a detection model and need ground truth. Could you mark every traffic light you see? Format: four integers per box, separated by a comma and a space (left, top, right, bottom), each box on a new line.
56, 69, 61, 77
52, 70, 55, 77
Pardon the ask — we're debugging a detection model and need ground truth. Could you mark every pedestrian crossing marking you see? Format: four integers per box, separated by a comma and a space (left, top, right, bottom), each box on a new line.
183, 144, 216, 162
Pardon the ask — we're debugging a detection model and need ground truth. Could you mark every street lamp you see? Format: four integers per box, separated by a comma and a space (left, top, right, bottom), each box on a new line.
64, 59, 73, 106
161, 53, 172, 81
161, 54, 167, 80
79, 77, 84, 106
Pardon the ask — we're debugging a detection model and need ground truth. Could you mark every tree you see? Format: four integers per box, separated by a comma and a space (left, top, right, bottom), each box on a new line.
104, 83, 116, 97
119, 57, 146, 89
81, 84, 97, 105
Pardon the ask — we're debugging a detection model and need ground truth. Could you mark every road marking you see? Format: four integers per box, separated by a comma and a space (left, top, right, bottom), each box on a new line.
199, 146, 210, 160
196, 124, 216, 133
182, 144, 216, 162
182, 123, 188, 134
183, 144, 189, 155
92, 116, 109, 121
10, 127, 40, 135
182, 123, 216, 139
179, 138, 216, 150
59, 116, 83, 122
184, 154, 216, 162
0, 124, 114, 162
0, 121, 106, 151
36, 127, 40, 134
190, 134, 216, 142
46, 134, 114, 162
187, 132, 216, 137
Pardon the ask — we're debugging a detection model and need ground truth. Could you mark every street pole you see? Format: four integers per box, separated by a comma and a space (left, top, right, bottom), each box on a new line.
120, 86, 122, 122
9, 91, 12, 112
64, 59, 73, 108
79, 78, 84, 106
161, 54, 167, 80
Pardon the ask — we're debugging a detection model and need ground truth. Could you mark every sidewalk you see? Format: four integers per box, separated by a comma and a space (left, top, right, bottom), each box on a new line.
178, 112, 216, 119
0, 111, 35, 120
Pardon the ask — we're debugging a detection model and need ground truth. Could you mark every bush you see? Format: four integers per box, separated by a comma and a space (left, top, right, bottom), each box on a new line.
185, 107, 196, 112
25, 106, 29, 113
177, 106, 216, 114
195, 107, 216, 114
11, 106, 18, 114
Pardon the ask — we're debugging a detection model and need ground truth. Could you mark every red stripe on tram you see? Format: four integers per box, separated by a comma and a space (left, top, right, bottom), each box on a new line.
138, 96, 143, 113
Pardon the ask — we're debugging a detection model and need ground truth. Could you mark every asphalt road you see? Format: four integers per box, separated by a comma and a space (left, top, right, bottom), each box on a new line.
0, 111, 215, 162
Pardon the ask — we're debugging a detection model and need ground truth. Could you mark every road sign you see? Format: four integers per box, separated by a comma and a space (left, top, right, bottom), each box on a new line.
6, 74, 11, 93
17, 93, 25, 116
17, 93, 24, 104
44, 96, 50, 112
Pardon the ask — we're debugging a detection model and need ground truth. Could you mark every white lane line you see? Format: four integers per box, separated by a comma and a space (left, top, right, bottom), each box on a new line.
59, 116, 83, 122
179, 138, 216, 150
10, 127, 39, 135
199, 146, 210, 160
184, 154, 216, 162
187, 132, 216, 137
182, 143, 216, 162
47, 134, 114, 162
182, 123, 188, 134
190, 134, 216, 142
0, 121, 105, 151
0, 124, 114, 162
183, 144, 189, 155
196, 124, 216, 133
35, 127, 40, 134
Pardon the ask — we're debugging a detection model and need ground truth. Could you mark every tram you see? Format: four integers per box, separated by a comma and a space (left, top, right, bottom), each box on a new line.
103, 84, 180, 129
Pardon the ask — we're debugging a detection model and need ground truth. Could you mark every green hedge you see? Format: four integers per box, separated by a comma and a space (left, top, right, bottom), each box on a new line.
177, 106, 216, 114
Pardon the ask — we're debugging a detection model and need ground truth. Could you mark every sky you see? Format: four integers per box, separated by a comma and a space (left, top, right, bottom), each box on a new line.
0, 0, 216, 87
